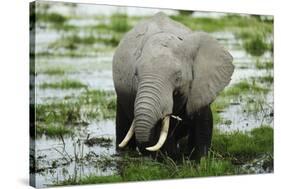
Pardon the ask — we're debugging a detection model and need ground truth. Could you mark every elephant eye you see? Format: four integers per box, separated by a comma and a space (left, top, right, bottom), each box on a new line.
174, 71, 182, 85
134, 69, 138, 76
175, 71, 182, 79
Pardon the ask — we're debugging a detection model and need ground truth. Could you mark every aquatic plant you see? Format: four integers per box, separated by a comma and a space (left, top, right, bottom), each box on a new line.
36, 123, 73, 137
256, 75, 273, 83
221, 80, 270, 97
36, 12, 68, 24
243, 34, 269, 56
40, 68, 66, 75
255, 60, 273, 70
110, 13, 131, 32
39, 79, 87, 89
35, 89, 116, 136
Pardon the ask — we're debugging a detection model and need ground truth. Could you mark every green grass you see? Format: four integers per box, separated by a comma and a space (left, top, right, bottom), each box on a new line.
53, 24, 77, 31
237, 28, 273, 56
64, 35, 96, 45
175, 157, 235, 177
121, 156, 235, 180
40, 68, 66, 75
255, 60, 274, 70
79, 89, 116, 119
212, 126, 273, 159
91, 13, 132, 33
53, 125, 273, 186
48, 35, 95, 50
241, 92, 272, 114
221, 80, 269, 97
36, 89, 116, 136
39, 79, 87, 89
36, 123, 73, 137
110, 13, 131, 32
256, 75, 273, 83
55, 157, 235, 186
170, 14, 273, 33
35, 45, 115, 57
243, 34, 269, 56
36, 102, 83, 125
122, 160, 171, 180
170, 14, 273, 57
56, 155, 236, 186
49, 33, 123, 50
36, 12, 68, 24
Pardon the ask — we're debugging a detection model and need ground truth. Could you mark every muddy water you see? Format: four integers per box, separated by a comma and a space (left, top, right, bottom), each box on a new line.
33, 3, 273, 187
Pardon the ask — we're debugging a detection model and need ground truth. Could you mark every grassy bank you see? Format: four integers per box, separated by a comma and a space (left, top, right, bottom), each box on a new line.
55, 125, 273, 186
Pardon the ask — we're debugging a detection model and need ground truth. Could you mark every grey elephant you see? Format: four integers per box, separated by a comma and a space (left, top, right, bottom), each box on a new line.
112, 12, 234, 160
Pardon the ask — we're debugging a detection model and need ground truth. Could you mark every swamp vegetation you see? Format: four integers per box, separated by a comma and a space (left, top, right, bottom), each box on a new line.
30, 2, 273, 187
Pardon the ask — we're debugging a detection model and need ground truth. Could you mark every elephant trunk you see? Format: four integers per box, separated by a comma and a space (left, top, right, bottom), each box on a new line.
134, 75, 173, 146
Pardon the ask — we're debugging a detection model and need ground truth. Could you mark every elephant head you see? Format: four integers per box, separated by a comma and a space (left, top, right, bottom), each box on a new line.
118, 27, 234, 152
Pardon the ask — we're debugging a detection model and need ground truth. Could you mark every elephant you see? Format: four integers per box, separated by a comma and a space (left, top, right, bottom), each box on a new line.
112, 12, 234, 161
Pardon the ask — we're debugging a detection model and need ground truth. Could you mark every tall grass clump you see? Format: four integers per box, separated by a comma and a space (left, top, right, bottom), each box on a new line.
50, 33, 123, 49
36, 102, 83, 125
36, 12, 67, 24
41, 68, 65, 75
255, 60, 273, 70
110, 13, 130, 32
243, 34, 269, 56
212, 126, 273, 159
39, 79, 87, 89
36, 123, 73, 137
256, 75, 273, 84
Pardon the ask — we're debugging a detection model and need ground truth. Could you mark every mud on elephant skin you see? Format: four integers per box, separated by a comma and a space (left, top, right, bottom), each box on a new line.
112, 12, 234, 161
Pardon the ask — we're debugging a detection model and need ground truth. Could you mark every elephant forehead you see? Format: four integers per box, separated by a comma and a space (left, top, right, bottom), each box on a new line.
141, 33, 182, 56
137, 52, 181, 74
153, 33, 182, 49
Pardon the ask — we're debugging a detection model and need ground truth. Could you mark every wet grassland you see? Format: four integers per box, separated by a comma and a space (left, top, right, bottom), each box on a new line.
31, 3, 273, 187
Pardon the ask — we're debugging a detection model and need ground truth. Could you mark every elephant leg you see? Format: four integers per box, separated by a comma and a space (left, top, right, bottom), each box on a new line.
116, 97, 136, 151
186, 105, 213, 162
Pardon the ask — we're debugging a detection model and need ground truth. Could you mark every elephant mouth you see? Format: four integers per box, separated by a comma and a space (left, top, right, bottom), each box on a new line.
118, 115, 171, 151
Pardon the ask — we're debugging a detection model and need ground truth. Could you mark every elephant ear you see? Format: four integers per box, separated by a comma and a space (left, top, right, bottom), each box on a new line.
184, 32, 234, 114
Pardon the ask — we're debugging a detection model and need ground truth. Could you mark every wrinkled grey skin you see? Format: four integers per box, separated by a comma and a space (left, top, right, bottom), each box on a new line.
113, 12, 234, 160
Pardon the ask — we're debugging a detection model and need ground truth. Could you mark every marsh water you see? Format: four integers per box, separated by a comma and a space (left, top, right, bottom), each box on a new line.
31, 2, 273, 187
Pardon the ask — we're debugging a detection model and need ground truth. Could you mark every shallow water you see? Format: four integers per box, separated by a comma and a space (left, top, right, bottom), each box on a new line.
34, 120, 116, 188
219, 91, 273, 132
33, 2, 273, 187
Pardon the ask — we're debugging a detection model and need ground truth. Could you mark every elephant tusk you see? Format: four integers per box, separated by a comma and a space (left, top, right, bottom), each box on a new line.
118, 120, 135, 148
145, 116, 170, 151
